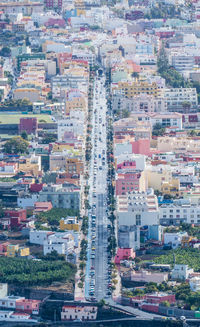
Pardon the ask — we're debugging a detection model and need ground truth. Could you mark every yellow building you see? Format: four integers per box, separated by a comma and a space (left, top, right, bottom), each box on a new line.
161, 179, 180, 197
18, 247, 30, 257
112, 81, 161, 98
146, 170, 180, 197
60, 217, 79, 231
7, 244, 19, 257
52, 143, 74, 152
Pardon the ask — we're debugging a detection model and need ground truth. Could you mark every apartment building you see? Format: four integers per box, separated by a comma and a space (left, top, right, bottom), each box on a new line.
172, 54, 195, 72
57, 117, 85, 140
164, 88, 198, 112
38, 183, 80, 210
112, 81, 162, 98
130, 112, 182, 129
51, 70, 88, 98
112, 94, 167, 113
115, 171, 146, 195
61, 305, 97, 321
49, 152, 83, 172
157, 136, 200, 153
117, 190, 159, 227
160, 202, 200, 225
146, 169, 180, 197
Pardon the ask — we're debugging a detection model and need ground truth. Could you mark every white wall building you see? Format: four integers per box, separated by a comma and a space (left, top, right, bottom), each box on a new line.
29, 230, 54, 245
164, 88, 198, 110
61, 305, 97, 321
189, 277, 200, 292
117, 190, 159, 228
164, 232, 188, 249
160, 203, 200, 225
57, 117, 85, 141
172, 264, 193, 280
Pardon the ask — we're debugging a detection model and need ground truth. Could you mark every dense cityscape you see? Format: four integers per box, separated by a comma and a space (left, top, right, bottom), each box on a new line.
0, 0, 200, 326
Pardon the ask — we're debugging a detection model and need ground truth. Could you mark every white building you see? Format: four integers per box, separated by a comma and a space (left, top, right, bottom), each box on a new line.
189, 276, 200, 292
164, 232, 188, 249
164, 88, 198, 111
112, 94, 167, 113
61, 305, 97, 321
160, 202, 200, 225
117, 190, 159, 228
29, 230, 54, 245
43, 233, 75, 256
57, 117, 85, 141
0, 296, 24, 309
172, 264, 194, 281
43, 239, 65, 256
130, 112, 183, 129
172, 55, 195, 72
51, 74, 88, 98
17, 194, 39, 209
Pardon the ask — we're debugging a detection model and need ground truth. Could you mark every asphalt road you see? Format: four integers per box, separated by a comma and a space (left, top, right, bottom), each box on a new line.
85, 73, 109, 301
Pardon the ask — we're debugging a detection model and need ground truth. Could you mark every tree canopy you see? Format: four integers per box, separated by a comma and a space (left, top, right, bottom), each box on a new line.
3, 136, 29, 154
0, 257, 76, 286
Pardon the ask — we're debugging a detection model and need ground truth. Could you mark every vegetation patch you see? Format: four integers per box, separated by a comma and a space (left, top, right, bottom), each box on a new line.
0, 257, 76, 286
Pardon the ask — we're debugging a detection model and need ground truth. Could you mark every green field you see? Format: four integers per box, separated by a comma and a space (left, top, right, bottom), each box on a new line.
0, 114, 53, 124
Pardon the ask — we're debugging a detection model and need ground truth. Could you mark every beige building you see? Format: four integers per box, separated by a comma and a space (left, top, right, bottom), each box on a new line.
157, 136, 200, 153
18, 155, 42, 177
13, 88, 40, 102
146, 169, 180, 197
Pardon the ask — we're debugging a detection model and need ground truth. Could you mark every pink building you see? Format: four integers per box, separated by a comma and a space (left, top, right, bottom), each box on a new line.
131, 139, 150, 156
117, 161, 136, 170
34, 202, 52, 213
16, 299, 41, 314
115, 248, 135, 264
115, 172, 141, 195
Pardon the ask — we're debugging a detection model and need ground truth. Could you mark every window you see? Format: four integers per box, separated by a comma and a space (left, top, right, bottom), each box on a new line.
136, 214, 141, 226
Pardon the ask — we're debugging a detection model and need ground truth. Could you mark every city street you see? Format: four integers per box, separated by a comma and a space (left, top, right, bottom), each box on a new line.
85, 72, 109, 301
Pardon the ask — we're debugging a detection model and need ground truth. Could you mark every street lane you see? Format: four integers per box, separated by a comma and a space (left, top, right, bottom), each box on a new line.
85, 73, 109, 301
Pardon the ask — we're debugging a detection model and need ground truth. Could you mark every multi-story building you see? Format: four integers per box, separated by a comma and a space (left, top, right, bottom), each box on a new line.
112, 81, 162, 98
38, 184, 80, 210
112, 94, 167, 113
157, 136, 200, 153
129, 112, 182, 129
160, 201, 200, 225
44, 0, 62, 9
164, 88, 198, 112
57, 117, 85, 140
115, 171, 146, 195
61, 305, 97, 321
0, 2, 43, 15
171, 54, 195, 72
146, 168, 180, 197
51, 71, 88, 98
164, 232, 188, 249
117, 190, 159, 227
49, 152, 83, 172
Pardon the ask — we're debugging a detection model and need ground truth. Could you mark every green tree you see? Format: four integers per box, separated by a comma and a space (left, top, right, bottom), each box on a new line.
3, 136, 29, 154
0, 47, 11, 57
42, 134, 57, 144
21, 130, 28, 140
